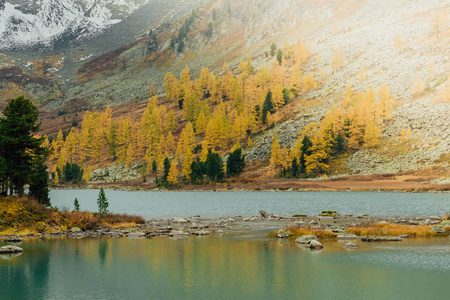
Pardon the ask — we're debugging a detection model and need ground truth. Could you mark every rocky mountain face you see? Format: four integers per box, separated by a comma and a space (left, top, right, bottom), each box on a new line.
0, 0, 148, 50
0, 0, 449, 178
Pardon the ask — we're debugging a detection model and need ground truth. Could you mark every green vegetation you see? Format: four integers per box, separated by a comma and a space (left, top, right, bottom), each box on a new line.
57, 162, 83, 183
0, 196, 144, 235
0, 96, 51, 203
227, 147, 246, 176
74, 198, 80, 212
97, 187, 109, 215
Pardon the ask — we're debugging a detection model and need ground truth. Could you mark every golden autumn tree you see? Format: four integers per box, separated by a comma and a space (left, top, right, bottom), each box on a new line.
168, 160, 178, 184
270, 130, 282, 167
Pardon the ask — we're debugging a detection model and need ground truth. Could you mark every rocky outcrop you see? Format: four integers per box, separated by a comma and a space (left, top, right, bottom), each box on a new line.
295, 235, 317, 244
0, 245, 24, 254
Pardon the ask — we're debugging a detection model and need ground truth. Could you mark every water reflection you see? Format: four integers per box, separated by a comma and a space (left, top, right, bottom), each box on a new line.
0, 237, 449, 299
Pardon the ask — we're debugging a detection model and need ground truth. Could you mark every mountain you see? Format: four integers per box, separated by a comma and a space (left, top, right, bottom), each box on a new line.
0, 0, 149, 50
0, 0, 449, 185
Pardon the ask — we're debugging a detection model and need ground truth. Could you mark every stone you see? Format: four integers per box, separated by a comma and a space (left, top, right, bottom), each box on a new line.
195, 230, 210, 236
398, 234, 409, 239
169, 230, 189, 237
361, 236, 402, 242
127, 232, 145, 239
295, 235, 317, 244
342, 242, 359, 249
276, 229, 291, 238
70, 227, 82, 232
4, 237, 22, 243
259, 210, 268, 218
0, 245, 24, 254
293, 221, 306, 226
431, 225, 446, 234
309, 220, 318, 225
308, 240, 323, 249
172, 217, 189, 223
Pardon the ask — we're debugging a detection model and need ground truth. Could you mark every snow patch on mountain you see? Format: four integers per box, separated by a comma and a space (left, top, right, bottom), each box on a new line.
0, 0, 148, 50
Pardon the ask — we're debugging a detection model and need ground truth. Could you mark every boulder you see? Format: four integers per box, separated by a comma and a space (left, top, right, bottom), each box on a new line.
431, 225, 446, 234
309, 220, 318, 225
276, 229, 291, 238
0, 245, 24, 254
70, 227, 82, 232
342, 242, 359, 249
259, 210, 268, 218
308, 240, 323, 249
295, 235, 317, 244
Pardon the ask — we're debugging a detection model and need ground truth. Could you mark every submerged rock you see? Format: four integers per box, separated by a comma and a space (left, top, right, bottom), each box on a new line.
336, 233, 359, 240
0, 245, 24, 254
195, 230, 210, 236
361, 236, 402, 242
342, 242, 359, 249
295, 235, 317, 244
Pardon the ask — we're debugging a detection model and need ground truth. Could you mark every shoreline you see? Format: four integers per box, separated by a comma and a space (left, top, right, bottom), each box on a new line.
2, 212, 448, 241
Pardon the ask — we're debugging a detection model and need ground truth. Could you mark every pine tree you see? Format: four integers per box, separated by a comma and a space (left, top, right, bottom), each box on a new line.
97, 187, 109, 214
74, 198, 80, 212
226, 147, 246, 176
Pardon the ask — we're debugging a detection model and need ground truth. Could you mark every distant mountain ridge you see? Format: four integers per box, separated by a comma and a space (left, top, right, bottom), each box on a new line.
0, 0, 148, 50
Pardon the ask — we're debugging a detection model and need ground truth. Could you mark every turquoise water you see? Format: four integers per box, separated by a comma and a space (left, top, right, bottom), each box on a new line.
49, 190, 450, 218
1, 235, 449, 299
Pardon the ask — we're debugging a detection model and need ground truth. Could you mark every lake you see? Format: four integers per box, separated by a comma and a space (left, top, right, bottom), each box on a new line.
2, 191, 449, 299
1, 234, 449, 299
49, 190, 450, 218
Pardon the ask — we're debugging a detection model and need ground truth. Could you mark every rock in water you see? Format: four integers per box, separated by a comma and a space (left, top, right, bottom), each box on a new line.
0, 245, 24, 254
276, 229, 291, 238
295, 235, 317, 244
342, 242, 359, 249
308, 240, 323, 249
259, 210, 268, 218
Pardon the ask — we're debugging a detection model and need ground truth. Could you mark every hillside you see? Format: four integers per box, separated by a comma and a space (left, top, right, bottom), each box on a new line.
0, 0, 449, 187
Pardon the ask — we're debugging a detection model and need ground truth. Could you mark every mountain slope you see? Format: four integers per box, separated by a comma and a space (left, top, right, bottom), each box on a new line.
0, 0, 449, 184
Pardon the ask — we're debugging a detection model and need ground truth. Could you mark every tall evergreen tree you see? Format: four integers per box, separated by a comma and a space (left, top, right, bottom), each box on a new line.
97, 187, 109, 214
226, 147, 246, 176
262, 91, 274, 124
0, 96, 50, 197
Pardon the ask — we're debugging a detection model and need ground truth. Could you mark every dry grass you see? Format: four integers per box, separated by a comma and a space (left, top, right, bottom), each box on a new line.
0, 196, 146, 234
347, 223, 437, 237
59, 211, 100, 230
285, 225, 338, 239
100, 213, 145, 225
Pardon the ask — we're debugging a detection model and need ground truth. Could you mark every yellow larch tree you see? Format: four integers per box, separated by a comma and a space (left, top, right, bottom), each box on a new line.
270, 131, 282, 166
168, 160, 178, 184
363, 120, 381, 148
